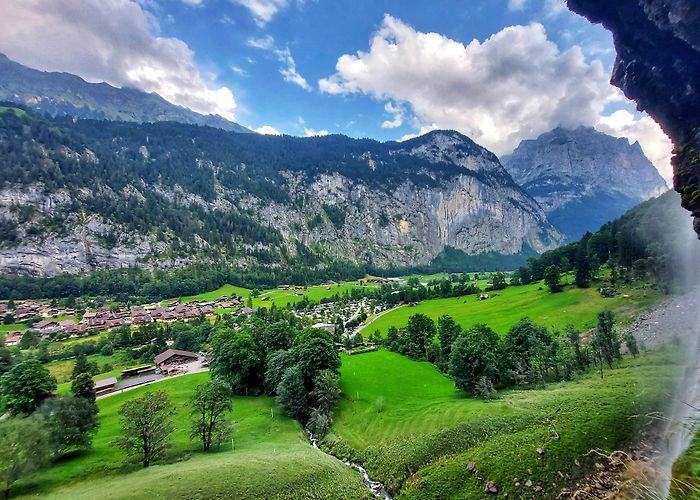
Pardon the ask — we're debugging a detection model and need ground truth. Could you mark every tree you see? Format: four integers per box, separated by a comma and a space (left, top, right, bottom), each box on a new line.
624, 333, 639, 357
503, 318, 552, 383
0, 359, 57, 415
491, 272, 507, 291
290, 330, 341, 386
402, 314, 436, 360
37, 396, 99, 456
437, 315, 461, 363
18, 330, 39, 350
210, 329, 263, 395
113, 391, 176, 467
566, 325, 586, 372
310, 370, 340, 414
190, 380, 233, 452
100, 343, 114, 356
543, 265, 562, 292
593, 310, 621, 369
448, 325, 502, 394
276, 367, 308, 420
0, 346, 14, 377
71, 354, 98, 380
71, 372, 97, 411
264, 350, 293, 395
0, 418, 50, 499
575, 242, 592, 288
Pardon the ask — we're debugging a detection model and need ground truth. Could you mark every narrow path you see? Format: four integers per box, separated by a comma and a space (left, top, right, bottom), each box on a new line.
356, 304, 404, 336
97, 367, 209, 400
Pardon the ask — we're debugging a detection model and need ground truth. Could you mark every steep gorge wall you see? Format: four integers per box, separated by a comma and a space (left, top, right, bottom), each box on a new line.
566, 0, 700, 236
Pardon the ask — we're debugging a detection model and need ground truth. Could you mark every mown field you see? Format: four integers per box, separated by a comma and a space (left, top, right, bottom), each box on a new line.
360, 280, 660, 337
176, 280, 376, 309
326, 348, 680, 497
16, 372, 368, 500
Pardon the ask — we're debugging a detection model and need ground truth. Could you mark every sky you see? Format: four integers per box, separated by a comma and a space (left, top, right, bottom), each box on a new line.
0, 0, 673, 183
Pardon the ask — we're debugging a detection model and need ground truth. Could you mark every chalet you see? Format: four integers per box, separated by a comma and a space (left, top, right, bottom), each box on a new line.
33, 320, 60, 335
154, 349, 199, 366
3, 334, 22, 346
94, 376, 118, 396
237, 307, 255, 316
81, 311, 97, 323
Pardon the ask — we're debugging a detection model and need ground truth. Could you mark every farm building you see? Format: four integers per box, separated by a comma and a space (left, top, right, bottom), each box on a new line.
120, 365, 157, 378
154, 348, 199, 367
3, 334, 22, 346
94, 377, 118, 396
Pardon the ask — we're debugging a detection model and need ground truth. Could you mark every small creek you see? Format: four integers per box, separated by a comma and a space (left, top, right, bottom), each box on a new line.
307, 431, 392, 499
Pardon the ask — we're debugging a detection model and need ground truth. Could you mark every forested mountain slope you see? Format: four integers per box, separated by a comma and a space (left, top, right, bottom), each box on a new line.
0, 106, 561, 276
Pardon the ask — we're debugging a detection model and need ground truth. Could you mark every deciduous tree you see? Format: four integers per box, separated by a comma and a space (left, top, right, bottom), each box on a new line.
190, 380, 234, 452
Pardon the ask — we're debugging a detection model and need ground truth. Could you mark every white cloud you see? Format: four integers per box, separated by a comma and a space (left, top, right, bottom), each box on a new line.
248, 36, 310, 90
596, 110, 673, 185
508, 0, 528, 11
304, 127, 329, 137
232, 0, 287, 26
231, 65, 248, 76
0, 0, 237, 120
320, 15, 620, 156
543, 0, 567, 18
381, 102, 404, 128
253, 124, 282, 135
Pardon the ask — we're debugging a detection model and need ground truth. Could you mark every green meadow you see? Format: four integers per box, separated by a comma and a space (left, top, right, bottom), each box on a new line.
360, 280, 660, 336
16, 372, 367, 500
327, 348, 680, 497
0, 323, 27, 332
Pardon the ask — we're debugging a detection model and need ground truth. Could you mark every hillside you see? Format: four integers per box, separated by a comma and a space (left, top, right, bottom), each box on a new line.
0, 54, 251, 134
501, 126, 668, 240
0, 108, 561, 277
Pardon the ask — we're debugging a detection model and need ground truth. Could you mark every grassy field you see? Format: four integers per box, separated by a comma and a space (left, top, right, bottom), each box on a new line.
1, 323, 27, 332
176, 281, 376, 309
360, 280, 660, 337
46, 351, 138, 385
17, 372, 368, 499
326, 348, 680, 497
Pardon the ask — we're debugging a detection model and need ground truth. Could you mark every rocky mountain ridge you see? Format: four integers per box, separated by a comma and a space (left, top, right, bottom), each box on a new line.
501, 126, 668, 240
0, 110, 561, 276
0, 53, 252, 133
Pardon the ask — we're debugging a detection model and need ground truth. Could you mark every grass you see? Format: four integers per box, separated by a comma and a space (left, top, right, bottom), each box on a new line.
17, 372, 368, 499
671, 432, 700, 498
360, 280, 660, 336
325, 348, 681, 497
176, 281, 376, 309
1, 323, 27, 332
46, 352, 133, 384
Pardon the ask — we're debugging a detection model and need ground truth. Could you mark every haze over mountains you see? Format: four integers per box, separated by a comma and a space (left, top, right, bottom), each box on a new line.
0, 57, 669, 276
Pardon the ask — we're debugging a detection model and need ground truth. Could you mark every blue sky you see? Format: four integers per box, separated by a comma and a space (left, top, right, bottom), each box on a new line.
0, 0, 673, 181
160, 0, 619, 139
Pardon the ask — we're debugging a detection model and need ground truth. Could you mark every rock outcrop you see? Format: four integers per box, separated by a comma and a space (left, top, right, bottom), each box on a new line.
501, 126, 667, 240
566, 0, 700, 237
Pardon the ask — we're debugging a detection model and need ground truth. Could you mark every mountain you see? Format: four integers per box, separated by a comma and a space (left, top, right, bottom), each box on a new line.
0, 53, 252, 133
0, 108, 561, 276
500, 126, 668, 241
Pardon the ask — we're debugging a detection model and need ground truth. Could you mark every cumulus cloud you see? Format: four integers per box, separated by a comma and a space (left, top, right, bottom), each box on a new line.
381, 102, 404, 128
253, 124, 282, 135
596, 110, 673, 185
319, 15, 621, 155
248, 36, 310, 90
232, 0, 288, 26
304, 127, 329, 137
0, 0, 237, 120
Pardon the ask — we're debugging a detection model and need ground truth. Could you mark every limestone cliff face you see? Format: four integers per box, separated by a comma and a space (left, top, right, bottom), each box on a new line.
0, 130, 562, 275
566, 0, 700, 237
501, 126, 668, 240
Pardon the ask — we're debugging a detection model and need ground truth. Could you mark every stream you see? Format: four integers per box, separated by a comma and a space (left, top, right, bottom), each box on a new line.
307, 431, 392, 499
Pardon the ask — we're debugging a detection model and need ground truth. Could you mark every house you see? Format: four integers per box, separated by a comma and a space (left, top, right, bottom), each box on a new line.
33, 320, 60, 335
236, 307, 255, 316
120, 365, 157, 378
154, 349, 199, 366
3, 334, 22, 346
94, 377, 118, 396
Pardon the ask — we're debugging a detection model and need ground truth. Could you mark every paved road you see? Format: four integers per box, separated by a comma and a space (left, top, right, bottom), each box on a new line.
97, 360, 209, 400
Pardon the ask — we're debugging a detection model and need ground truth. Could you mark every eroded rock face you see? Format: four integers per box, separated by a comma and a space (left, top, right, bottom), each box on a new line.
501, 126, 668, 240
567, 0, 700, 237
